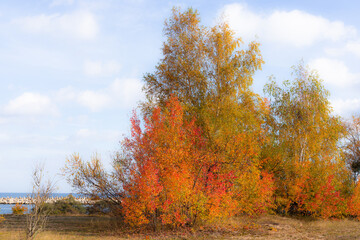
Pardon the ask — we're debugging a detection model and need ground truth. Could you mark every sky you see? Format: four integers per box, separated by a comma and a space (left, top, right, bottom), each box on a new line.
1, 0, 360, 193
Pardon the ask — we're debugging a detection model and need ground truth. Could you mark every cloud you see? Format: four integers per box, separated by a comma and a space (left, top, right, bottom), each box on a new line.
56, 86, 77, 102
326, 40, 360, 58
110, 78, 143, 108
331, 98, 360, 116
56, 78, 143, 112
50, 0, 74, 7
220, 4, 262, 42
4, 92, 58, 116
309, 58, 359, 87
13, 10, 99, 40
73, 128, 122, 146
221, 3, 356, 47
345, 41, 360, 57
77, 90, 111, 111
83, 60, 121, 77
76, 128, 95, 138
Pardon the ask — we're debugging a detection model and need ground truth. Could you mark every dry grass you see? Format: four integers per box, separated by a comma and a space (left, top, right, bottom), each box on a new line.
1, 214, 360, 239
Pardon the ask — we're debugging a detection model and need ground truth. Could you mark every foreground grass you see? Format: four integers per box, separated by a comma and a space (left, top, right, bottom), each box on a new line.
1, 214, 360, 239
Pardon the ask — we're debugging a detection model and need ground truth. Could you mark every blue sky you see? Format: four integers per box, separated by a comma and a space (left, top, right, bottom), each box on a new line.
1, 0, 360, 193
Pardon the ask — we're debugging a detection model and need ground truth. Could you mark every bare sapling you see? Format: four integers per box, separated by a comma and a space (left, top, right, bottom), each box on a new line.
26, 164, 56, 240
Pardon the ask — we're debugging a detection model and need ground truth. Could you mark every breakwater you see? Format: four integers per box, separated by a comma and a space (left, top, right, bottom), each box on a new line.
0, 196, 92, 205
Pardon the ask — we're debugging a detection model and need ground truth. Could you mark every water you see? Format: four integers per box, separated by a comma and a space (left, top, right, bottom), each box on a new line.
0, 204, 32, 214
0, 193, 77, 214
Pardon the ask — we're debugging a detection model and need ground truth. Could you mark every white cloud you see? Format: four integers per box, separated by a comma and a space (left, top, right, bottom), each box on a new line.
0, 133, 11, 144
14, 10, 99, 40
0, 118, 9, 124
76, 128, 95, 138
220, 4, 262, 41
50, 0, 74, 7
77, 90, 111, 112
55, 78, 143, 112
56, 86, 77, 102
222, 3, 356, 47
83, 60, 121, 77
309, 58, 359, 86
345, 41, 360, 57
4, 92, 58, 116
331, 98, 360, 116
73, 128, 121, 143
326, 40, 360, 58
110, 78, 143, 108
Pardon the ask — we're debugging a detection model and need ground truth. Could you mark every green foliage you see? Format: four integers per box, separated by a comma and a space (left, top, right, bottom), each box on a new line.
86, 200, 113, 215
42, 195, 86, 215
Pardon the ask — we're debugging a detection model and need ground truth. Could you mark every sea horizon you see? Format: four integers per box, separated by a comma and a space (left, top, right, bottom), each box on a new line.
0, 192, 78, 214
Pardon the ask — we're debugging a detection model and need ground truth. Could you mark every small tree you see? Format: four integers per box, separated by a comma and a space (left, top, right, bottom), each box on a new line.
63, 153, 124, 214
344, 116, 360, 181
26, 164, 56, 240
263, 63, 350, 216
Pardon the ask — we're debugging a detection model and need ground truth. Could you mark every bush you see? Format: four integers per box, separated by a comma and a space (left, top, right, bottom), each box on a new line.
12, 203, 28, 215
42, 195, 86, 215
86, 200, 112, 215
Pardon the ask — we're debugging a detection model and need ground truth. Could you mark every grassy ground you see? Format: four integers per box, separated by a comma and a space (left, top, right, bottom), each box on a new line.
1, 214, 360, 239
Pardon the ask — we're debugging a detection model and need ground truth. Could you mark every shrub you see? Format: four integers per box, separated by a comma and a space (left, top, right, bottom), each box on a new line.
42, 195, 86, 215
12, 203, 28, 215
86, 200, 112, 215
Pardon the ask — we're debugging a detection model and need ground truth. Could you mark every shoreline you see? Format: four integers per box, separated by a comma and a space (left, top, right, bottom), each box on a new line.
0, 196, 92, 205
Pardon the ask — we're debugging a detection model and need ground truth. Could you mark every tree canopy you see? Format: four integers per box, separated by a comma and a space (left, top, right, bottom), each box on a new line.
64, 7, 360, 227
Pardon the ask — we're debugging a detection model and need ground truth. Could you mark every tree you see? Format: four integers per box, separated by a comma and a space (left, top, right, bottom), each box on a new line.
121, 96, 274, 227
344, 116, 360, 181
143, 6, 272, 216
263, 63, 351, 217
142, 7, 265, 142
63, 153, 124, 214
64, 7, 274, 226
121, 96, 210, 227
26, 164, 56, 240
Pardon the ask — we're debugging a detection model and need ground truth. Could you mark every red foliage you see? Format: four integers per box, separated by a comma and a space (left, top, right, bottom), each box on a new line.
120, 96, 276, 226
348, 182, 360, 219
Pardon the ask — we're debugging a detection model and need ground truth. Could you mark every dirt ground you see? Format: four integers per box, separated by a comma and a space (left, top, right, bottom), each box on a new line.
1, 214, 360, 239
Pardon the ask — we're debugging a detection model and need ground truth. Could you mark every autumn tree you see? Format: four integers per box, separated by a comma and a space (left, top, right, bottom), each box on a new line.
143, 7, 265, 137
62, 7, 360, 223
65, 7, 274, 226
263, 63, 351, 217
343, 115, 360, 181
120, 96, 274, 227
121, 96, 220, 227
143, 6, 272, 216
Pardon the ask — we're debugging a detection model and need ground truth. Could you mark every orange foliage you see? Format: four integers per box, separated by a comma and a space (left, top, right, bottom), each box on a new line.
12, 203, 28, 215
63, 8, 360, 225
348, 182, 360, 219
284, 161, 348, 218
122, 96, 210, 226
121, 96, 274, 227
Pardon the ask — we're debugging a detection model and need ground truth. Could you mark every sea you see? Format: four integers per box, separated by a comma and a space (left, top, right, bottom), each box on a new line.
0, 193, 76, 214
